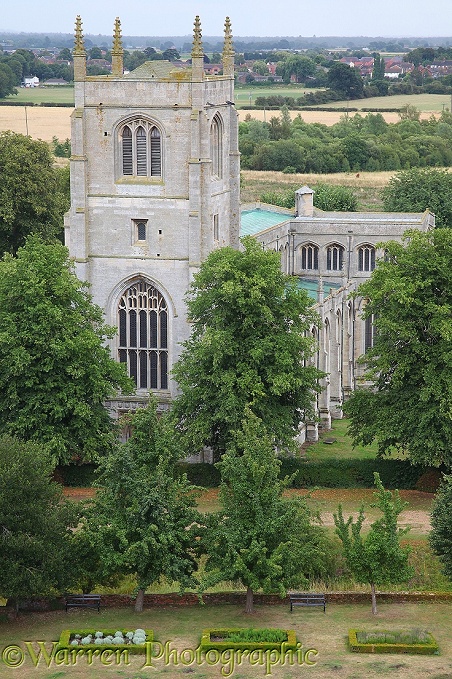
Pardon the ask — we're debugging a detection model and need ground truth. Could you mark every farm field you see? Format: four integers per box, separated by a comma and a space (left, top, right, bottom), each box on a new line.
0, 602, 451, 678
235, 84, 318, 106
0, 87, 74, 105
313, 92, 452, 112
240, 169, 393, 210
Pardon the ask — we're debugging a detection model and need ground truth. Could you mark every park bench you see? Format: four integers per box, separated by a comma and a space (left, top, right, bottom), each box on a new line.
289, 593, 326, 613
65, 594, 101, 612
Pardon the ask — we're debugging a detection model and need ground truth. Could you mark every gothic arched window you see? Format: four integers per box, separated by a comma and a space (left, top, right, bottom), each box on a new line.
120, 120, 162, 178
358, 245, 376, 272
327, 243, 345, 271
210, 115, 223, 178
118, 280, 168, 390
301, 244, 319, 270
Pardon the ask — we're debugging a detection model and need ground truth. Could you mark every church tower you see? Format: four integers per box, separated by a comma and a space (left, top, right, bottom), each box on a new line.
65, 16, 240, 413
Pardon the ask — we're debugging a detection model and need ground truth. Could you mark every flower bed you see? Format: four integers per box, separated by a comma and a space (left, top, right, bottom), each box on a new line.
57, 629, 153, 655
348, 629, 439, 655
200, 628, 297, 652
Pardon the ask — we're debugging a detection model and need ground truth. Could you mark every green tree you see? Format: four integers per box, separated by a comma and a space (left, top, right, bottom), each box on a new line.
0, 132, 68, 255
430, 474, 452, 580
252, 60, 269, 76
0, 436, 78, 610
81, 400, 201, 612
313, 184, 358, 211
327, 61, 364, 99
334, 472, 413, 615
0, 62, 16, 97
344, 229, 452, 466
382, 168, 452, 229
171, 236, 323, 460
203, 410, 331, 613
0, 237, 133, 464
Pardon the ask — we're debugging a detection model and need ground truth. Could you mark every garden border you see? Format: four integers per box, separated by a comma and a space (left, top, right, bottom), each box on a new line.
348, 629, 439, 655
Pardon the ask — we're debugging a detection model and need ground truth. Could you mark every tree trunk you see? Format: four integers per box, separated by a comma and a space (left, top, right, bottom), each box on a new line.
371, 583, 377, 615
134, 588, 145, 613
245, 586, 254, 614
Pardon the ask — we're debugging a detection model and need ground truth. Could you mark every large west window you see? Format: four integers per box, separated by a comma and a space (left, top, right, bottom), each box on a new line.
118, 280, 168, 390
120, 120, 162, 177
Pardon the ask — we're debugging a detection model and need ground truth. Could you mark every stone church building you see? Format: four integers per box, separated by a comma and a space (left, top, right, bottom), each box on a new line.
65, 16, 433, 442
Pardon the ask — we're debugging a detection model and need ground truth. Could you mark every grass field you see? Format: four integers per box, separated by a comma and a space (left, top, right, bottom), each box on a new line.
241, 169, 392, 210
235, 84, 318, 106
0, 602, 451, 678
1, 87, 74, 105
314, 92, 452, 112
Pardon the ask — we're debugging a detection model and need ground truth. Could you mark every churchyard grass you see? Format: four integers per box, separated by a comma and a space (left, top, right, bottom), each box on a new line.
0, 602, 451, 678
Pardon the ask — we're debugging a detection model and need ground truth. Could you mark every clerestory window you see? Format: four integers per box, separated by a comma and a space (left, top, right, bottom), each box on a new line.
118, 280, 168, 390
327, 244, 344, 271
120, 120, 162, 178
301, 244, 319, 270
358, 245, 376, 272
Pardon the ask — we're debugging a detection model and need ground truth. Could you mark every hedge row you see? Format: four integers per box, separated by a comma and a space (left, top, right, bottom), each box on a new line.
56, 458, 443, 491
0, 101, 74, 107
348, 629, 439, 655
178, 458, 442, 491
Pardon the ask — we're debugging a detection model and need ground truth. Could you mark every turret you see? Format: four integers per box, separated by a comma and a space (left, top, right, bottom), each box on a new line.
191, 15, 204, 82
111, 17, 124, 77
222, 17, 234, 78
73, 15, 86, 82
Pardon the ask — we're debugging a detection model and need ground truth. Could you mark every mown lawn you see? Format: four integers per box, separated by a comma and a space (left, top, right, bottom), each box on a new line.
0, 602, 451, 679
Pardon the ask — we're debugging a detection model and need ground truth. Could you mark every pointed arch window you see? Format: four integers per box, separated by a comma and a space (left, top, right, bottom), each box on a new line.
210, 115, 223, 179
358, 245, 376, 272
118, 280, 168, 390
120, 120, 162, 178
327, 244, 345, 271
301, 244, 319, 270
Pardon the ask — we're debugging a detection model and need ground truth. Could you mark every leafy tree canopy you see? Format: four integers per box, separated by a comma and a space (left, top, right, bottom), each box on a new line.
80, 399, 201, 611
202, 410, 331, 613
430, 474, 452, 580
0, 132, 69, 255
344, 229, 452, 466
383, 167, 452, 229
0, 236, 133, 464
0, 436, 78, 608
327, 61, 364, 99
171, 236, 323, 459
334, 472, 413, 614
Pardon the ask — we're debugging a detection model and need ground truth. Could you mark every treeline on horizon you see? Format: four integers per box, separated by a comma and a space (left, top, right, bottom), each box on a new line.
239, 107, 452, 173
2, 30, 452, 51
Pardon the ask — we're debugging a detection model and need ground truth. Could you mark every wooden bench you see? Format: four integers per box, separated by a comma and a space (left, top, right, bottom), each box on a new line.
65, 594, 101, 612
289, 593, 326, 613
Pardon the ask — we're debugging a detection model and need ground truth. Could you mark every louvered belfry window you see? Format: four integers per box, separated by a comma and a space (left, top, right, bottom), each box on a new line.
118, 281, 168, 390
121, 120, 162, 177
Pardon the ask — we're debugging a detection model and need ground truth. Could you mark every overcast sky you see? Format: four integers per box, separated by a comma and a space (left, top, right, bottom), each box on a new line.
1, 0, 450, 38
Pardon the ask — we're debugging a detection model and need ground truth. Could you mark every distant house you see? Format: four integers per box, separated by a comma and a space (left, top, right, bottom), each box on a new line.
22, 76, 39, 87
428, 60, 452, 77
204, 63, 222, 75
42, 78, 69, 86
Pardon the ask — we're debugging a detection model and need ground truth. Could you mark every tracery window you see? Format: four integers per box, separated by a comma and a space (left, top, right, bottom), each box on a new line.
327, 244, 344, 271
301, 244, 319, 270
118, 281, 168, 390
120, 120, 162, 177
210, 115, 223, 178
358, 245, 376, 272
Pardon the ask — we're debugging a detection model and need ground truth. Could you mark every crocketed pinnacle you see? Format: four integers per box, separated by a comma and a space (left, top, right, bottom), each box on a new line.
112, 17, 123, 54
73, 15, 86, 55
192, 16, 203, 58
223, 17, 234, 56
